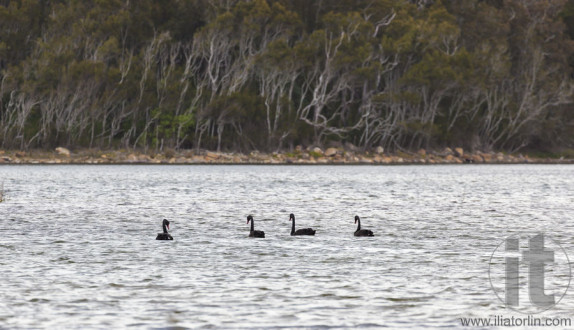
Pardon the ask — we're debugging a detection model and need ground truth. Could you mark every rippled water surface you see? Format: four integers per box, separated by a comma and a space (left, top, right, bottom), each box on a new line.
1, 164, 573, 328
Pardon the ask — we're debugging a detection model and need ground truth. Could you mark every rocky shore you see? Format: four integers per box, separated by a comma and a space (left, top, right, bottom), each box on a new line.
0, 146, 572, 165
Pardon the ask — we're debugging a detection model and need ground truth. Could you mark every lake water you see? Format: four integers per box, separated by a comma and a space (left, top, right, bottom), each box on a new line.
1, 164, 573, 328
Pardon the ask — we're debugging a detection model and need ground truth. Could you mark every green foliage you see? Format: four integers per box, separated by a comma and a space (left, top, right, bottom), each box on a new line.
0, 0, 573, 153
308, 151, 322, 158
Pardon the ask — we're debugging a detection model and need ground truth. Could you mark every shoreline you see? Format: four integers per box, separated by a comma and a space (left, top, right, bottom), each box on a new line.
0, 147, 572, 165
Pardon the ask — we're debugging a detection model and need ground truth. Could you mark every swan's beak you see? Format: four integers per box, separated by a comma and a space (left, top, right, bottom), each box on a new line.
246, 219, 249, 224
167, 224, 170, 230
354, 219, 357, 224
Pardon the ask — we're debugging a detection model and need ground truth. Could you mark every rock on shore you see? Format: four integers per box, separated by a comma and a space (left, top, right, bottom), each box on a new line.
0, 148, 569, 165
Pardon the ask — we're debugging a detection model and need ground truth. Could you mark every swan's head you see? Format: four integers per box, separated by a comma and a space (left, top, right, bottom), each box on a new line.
354, 215, 360, 223
163, 219, 170, 229
289, 213, 295, 221
247, 215, 253, 224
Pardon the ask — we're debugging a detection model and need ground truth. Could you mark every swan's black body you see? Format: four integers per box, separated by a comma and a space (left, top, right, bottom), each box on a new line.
354, 215, 374, 237
247, 215, 265, 238
156, 219, 173, 240
290, 213, 316, 236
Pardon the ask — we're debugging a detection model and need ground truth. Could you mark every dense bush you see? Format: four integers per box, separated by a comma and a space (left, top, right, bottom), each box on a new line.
1, 0, 573, 153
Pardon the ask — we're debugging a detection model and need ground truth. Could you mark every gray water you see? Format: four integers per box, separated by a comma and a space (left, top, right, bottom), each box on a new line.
0, 164, 573, 329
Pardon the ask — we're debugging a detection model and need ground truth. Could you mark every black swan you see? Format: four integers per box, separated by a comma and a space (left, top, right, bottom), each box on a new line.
247, 215, 265, 238
156, 219, 174, 240
354, 215, 374, 237
290, 213, 316, 236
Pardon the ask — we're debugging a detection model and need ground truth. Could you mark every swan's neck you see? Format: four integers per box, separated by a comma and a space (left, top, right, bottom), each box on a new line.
291, 218, 295, 235
162, 223, 168, 233
250, 220, 254, 232
356, 219, 361, 232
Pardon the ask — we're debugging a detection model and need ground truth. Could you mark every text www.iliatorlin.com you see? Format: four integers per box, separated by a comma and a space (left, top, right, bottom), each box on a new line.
460, 315, 571, 327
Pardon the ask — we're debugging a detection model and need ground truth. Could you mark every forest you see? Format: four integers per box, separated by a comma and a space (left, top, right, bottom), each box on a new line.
1, 0, 573, 154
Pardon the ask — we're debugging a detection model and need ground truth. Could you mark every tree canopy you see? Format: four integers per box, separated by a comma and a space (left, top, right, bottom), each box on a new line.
1, 0, 573, 153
